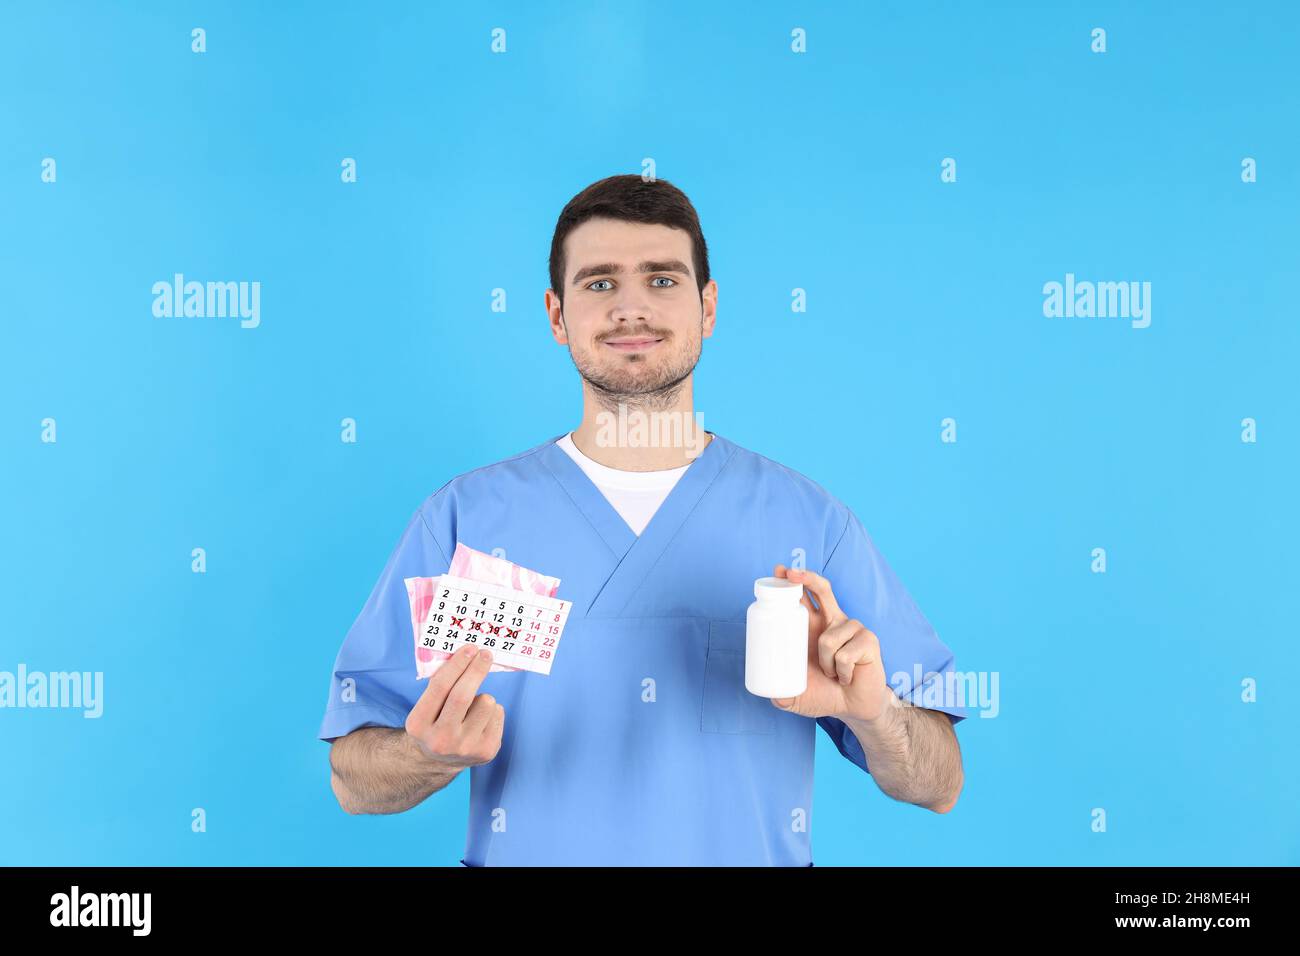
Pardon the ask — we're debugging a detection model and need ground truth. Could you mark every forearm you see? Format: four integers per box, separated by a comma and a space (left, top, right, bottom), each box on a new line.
840, 693, 964, 813
329, 727, 461, 815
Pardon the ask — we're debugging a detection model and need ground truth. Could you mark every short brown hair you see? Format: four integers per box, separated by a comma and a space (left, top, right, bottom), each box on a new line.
549, 174, 710, 309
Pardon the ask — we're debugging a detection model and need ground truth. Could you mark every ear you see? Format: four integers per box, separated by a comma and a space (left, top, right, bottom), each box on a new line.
545, 289, 568, 344
700, 279, 718, 338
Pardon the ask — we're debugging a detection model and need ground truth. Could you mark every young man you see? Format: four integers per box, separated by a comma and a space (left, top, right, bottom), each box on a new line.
319, 174, 966, 866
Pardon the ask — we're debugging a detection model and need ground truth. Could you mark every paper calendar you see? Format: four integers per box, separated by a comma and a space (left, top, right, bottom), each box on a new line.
419, 573, 573, 676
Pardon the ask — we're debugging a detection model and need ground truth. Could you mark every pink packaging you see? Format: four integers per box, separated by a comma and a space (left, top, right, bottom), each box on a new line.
404, 543, 562, 678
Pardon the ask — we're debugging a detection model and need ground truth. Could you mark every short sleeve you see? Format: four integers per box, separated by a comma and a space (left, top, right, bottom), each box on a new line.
814, 508, 966, 774
318, 502, 452, 742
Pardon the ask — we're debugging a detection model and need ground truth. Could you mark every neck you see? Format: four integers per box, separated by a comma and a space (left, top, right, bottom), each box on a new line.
571, 377, 710, 470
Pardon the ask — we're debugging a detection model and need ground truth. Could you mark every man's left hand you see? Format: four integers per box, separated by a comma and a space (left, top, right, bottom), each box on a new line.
768, 564, 892, 723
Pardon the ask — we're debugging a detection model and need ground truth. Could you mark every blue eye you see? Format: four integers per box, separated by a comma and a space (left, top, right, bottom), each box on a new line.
652, 276, 677, 287
588, 279, 613, 291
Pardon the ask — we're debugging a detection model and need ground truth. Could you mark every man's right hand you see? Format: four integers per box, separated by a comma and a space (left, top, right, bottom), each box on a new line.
404, 645, 506, 770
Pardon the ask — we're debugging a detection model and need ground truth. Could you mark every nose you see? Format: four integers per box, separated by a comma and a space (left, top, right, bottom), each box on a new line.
609, 288, 651, 324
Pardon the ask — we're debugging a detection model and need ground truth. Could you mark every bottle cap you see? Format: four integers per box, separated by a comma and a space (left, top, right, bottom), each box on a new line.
754, 576, 804, 602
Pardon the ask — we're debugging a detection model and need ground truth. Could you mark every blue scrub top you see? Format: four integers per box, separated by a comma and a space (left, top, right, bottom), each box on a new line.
319, 432, 966, 865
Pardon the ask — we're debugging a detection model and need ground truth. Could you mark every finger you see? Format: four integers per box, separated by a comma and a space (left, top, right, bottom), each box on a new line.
817, 618, 860, 679
831, 625, 878, 685
776, 565, 824, 625
433, 648, 495, 727
785, 567, 846, 626
474, 704, 506, 762
409, 645, 480, 727
481, 702, 505, 745
462, 692, 498, 736
797, 593, 822, 649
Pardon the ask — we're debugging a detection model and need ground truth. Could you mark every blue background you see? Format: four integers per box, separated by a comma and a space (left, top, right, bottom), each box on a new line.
1, 0, 1296, 865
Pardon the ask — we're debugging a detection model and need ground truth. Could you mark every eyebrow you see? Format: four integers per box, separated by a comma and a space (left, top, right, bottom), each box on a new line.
571, 259, 692, 287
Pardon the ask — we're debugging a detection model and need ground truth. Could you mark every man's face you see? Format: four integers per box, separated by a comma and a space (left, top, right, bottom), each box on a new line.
546, 217, 717, 401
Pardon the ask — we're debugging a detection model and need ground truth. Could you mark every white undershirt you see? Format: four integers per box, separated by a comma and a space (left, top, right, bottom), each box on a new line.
555, 432, 690, 536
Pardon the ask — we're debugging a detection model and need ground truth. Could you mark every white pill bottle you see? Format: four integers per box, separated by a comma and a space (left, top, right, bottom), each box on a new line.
744, 576, 809, 699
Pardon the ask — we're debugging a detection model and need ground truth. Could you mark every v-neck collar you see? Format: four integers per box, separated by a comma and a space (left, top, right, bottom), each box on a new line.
539, 429, 735, 617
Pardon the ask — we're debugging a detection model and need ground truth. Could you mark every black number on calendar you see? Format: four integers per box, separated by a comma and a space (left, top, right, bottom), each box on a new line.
440, 589, 449, 599
502, 642, 514, 651
440, 641, 454, 651
483, 637, 496, 647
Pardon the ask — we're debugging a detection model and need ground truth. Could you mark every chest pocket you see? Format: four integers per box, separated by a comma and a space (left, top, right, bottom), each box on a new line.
701, 620, 777, 735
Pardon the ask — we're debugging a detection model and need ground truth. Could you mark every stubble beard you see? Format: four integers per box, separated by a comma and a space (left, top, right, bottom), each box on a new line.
567, 325, 701, 415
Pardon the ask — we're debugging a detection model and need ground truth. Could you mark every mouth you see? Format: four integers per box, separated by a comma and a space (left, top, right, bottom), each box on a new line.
602, 336, 664, 353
